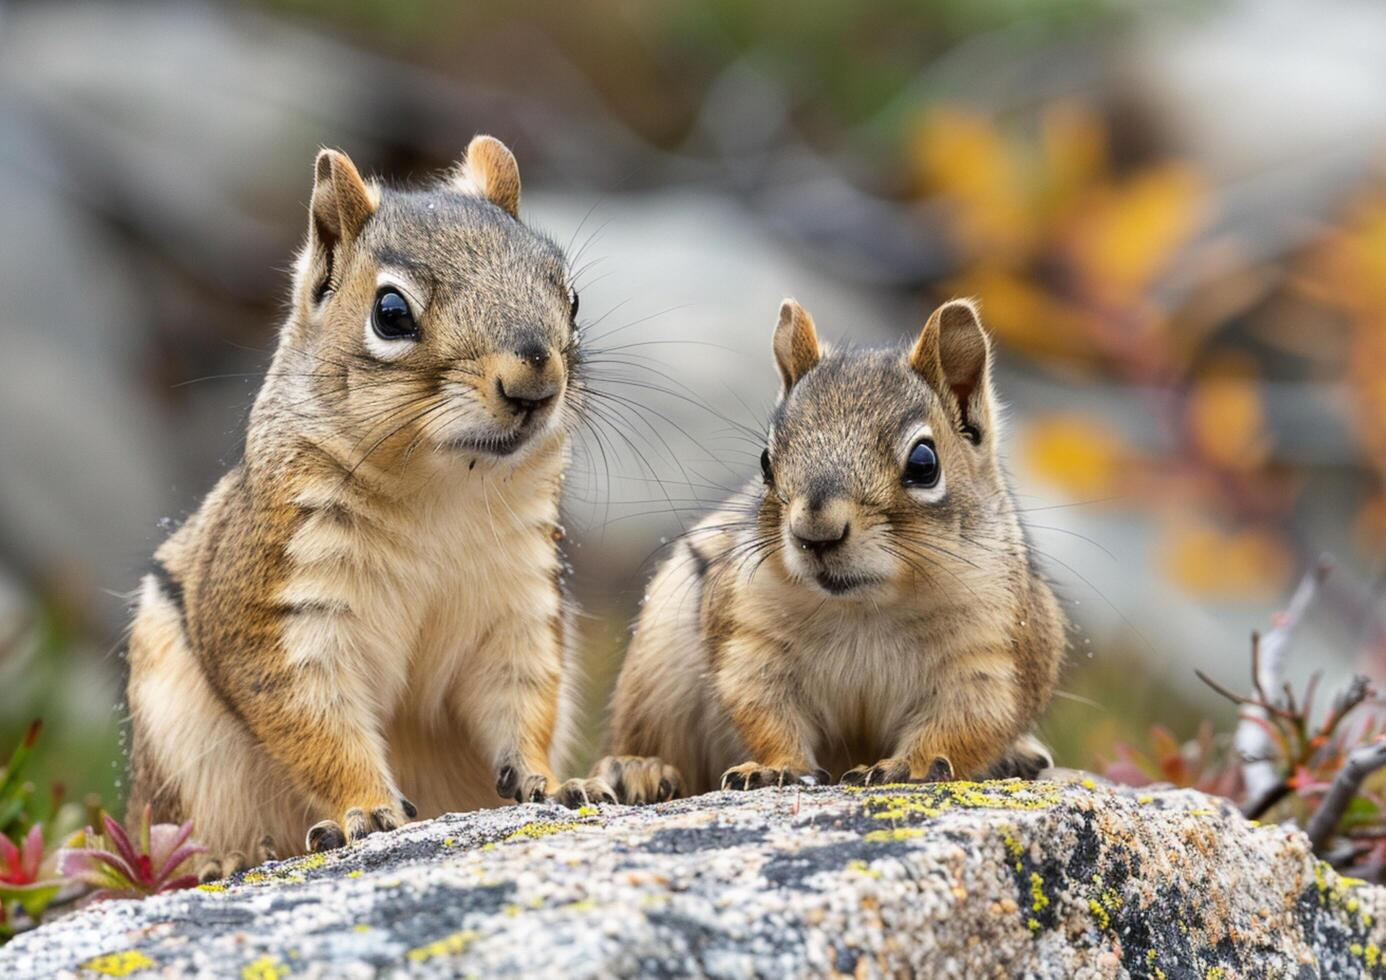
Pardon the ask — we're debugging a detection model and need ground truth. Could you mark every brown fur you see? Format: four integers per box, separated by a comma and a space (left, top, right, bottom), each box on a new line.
126, 136, 612, 871
597, 298, 1067, 797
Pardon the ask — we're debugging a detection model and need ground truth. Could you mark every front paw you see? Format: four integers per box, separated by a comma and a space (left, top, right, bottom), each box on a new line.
306, 797, 411, 852
197, 836, 279, 883
592, 755, 683, 805
720, 761, 827, 791
496, 764, 555, 804
840, 758, 913, 786
549, 777, 618, 808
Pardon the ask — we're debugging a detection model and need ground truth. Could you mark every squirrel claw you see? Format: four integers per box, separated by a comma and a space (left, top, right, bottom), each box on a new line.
841, 758, 913, 786
551, 777, 617, 808
306, 820, 346, 853
592, 755, 684, 805
720, 762, 822, 792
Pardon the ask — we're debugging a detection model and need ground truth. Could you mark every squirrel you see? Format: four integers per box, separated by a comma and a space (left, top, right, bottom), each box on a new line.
125, 136, 614, 879
593, 298, 1066, 801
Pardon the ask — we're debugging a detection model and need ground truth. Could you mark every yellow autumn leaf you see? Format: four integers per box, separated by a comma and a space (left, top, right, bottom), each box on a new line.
1065, 164, 1206, 305
1160, 520, 1292, 598
911, 109, 1032, 258
1185, 370, 1271, 471
1021, 414, 1127, 499
946, 268, 1090, 361
1040, 102, 1106, 211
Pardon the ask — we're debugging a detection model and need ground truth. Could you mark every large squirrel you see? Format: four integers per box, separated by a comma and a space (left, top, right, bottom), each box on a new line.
126, 136, 613, 879
594, 299, 1066, 801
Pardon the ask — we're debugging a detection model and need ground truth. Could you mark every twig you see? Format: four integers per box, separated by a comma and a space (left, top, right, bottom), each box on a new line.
1241, 779, 1291, 820
1306, 738, 1386, 853
1236, 558, 1332, 797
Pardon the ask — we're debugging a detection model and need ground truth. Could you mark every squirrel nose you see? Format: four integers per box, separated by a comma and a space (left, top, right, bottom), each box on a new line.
496, 376, 557, 416
516, 342, 549, 371
792, 522, 849, 557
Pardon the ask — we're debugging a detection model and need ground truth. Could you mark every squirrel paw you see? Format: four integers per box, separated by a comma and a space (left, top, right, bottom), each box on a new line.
840, 758, 913, 786
496, 765, 554, 803
720, 762, 828, 791
306, 798, 411, 852
196, 835, 278, 883
591, 755, 683, 805
550, 777, 618, 808
984, 737, 1053, 781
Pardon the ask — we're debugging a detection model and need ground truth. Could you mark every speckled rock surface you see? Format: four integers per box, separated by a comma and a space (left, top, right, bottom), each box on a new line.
4, 780, 1384, 978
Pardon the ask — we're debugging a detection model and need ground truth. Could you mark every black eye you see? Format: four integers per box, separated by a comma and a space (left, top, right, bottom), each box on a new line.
903, 440, 940, 488
372, 288, 418, 340
760, 448, 773, 485
568, 286, 580, 322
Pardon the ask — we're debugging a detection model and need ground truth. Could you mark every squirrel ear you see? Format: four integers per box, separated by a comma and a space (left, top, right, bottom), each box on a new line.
455, 135, 521, 218
772, 298, 821, 392
309, 149, 376, 251
305, 149, 376, 302
910, 299, 993, 439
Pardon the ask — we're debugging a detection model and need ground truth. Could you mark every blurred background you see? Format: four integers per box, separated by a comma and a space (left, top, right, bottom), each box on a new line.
2, 0, 1385, 808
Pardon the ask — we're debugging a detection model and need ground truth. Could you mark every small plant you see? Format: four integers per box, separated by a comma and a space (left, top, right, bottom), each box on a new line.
1102, 720, 1242, 800
57, 805, 205, 902
1106, 561, 1386, 880
0, 824, 62, 933
0, 720, 42, 840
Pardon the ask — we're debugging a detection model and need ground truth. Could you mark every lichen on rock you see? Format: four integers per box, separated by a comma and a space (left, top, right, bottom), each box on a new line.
3, 780, 1383, 977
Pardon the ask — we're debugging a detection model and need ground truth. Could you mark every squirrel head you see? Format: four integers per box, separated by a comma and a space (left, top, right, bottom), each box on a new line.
757, 298, 1009, 600
280, 136, 579, 465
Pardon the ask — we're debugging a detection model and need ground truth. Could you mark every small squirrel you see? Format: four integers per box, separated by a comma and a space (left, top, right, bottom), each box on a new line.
594, 298, 1066, 801
126, 136, 613, 879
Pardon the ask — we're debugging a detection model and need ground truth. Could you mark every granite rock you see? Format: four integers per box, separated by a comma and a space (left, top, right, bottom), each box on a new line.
3, 780, 1383, 978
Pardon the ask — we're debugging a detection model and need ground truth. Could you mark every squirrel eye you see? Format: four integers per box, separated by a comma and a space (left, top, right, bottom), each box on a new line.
902, 440, 940, 488
372, 288, 418, 340
760, 448, 774, 485
568, 286, 580, 322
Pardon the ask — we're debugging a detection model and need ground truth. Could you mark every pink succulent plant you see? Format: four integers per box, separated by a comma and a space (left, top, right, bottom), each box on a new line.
57, 805, 206, 902
0, 824, 61, 920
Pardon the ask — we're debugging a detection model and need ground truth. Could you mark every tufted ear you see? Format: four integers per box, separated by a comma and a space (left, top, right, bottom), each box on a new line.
909, 298, 994, 443
772, 299, 821, 393
305, 149, 377, 302
454, 134, 521, 218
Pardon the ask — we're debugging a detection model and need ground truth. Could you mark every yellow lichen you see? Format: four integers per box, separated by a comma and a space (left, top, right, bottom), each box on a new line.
847, 859, 882, 878
241, 852, 327, 887
197, 883, 227, 893
504, 820, 579, 842
576, 806, 599, 818
1029, 873, 1049, 912
1206, 968, 1225, 980
854, 781, 1063, 826
1087, 898, 1110, 930
864, 827, 926, 843
1026, 917, 1041, 932
406, 930, 478, 962
81, 951, 155, 976
240, 955, 288, 980
352, 924, 370, 934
